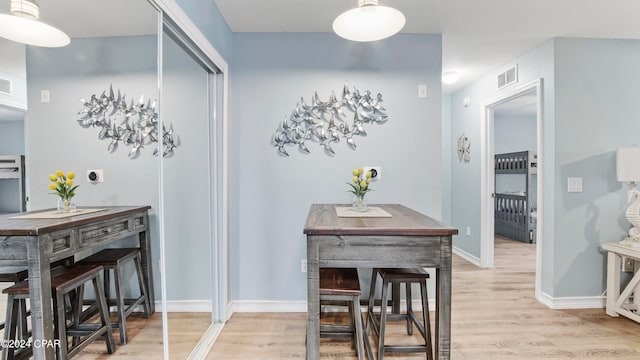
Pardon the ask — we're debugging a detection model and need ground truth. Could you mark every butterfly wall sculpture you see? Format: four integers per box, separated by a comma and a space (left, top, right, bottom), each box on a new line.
77, 85, 178, 158
272, 82, 388, 156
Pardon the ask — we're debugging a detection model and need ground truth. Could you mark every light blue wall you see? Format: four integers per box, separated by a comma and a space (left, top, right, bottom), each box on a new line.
553, 38, 640, 297
494, 115, 536, 154
162, 31, 213, 301
25, 36, 162, 297
175, 0, 232, 62
442, 95, 452, 224
0, 39, 27, 109
450, 37, 640, 299
230, 33, 443, 301
0, 120, 24, 154
494, 115, 536, 198
450, 40, 556, 293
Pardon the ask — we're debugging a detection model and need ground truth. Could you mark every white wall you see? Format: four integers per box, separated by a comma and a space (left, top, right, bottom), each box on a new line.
230, 33, 443, 301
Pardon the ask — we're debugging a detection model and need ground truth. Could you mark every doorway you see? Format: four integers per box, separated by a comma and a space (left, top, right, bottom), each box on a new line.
480, 79, 544, 299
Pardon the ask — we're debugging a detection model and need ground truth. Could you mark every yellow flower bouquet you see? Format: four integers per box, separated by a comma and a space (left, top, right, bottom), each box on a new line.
347, 168, 372, 211
48, 170, 78, 212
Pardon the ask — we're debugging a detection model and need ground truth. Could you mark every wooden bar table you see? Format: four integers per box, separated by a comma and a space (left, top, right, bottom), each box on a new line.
0, 206, 154, 360
303, 204, 457, 360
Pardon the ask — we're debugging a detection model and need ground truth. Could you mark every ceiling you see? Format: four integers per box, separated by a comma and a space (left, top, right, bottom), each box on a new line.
213, 0, 640, 93
0, 0, 158, 39
2, 0, 640, 95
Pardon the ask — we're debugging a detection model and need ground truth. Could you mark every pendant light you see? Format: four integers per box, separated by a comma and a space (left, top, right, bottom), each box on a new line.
333, 0, 405, 42
0, 0, 70, 47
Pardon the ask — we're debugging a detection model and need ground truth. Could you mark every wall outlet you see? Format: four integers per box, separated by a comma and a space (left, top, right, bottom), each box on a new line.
87, 169, 104, 183
363, 166, 381, 180
301, 259, 307, 273
623, 257, 635, 272
466, 226, 471, 236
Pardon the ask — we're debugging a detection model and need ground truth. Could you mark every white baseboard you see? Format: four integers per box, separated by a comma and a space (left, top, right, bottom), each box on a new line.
229, 300, 307, 314
154, 300, 213, 312
227, 299, 437, 316
453, 245, 481, 266
537, 291, 605, 309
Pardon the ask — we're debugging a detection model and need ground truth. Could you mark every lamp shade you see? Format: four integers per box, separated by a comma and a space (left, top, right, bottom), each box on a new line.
617, 147, 640, 181
333, 2, 405, 42
0, 0, 70, 48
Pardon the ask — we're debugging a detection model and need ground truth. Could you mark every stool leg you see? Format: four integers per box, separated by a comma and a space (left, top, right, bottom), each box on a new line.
406, 282, 414, 336
93, 276, 116, 354
113, 265, 127, 345
134, 254, 151, 318
420, 279, 433, 360
3, 296, 18, 360
366, 269, 378, 337
17, 299, 28, 342
103, 268, 111, 306
55, 291, 69, 360
71, 284, 85, 347
351, 296, 365, 360
348, 300, 355, 350
378, 277, 390, 360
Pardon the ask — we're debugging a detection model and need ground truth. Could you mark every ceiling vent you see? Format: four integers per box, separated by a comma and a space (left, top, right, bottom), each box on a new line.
0, 77, 11, 96
497, 64, 518, 90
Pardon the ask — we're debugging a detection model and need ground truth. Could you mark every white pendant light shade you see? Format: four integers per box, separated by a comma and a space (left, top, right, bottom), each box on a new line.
333, 0, 405, 42
442, 71, 460, 84
0, 0, 70, 47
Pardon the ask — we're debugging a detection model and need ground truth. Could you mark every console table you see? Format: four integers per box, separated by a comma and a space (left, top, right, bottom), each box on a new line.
303, 204, 457, 360
603, 242, 640, 322
0, 206, 154, 359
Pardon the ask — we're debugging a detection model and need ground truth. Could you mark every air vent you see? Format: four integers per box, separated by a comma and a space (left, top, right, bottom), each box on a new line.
497, 64, 518, 90
0, 78, 11, 96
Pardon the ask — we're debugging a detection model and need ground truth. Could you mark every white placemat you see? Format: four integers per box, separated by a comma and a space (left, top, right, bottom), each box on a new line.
9, 208, 107, 220
335, 206, 393, 218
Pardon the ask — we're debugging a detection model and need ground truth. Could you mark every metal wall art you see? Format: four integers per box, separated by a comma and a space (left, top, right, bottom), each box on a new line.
272, 82, 388, 156
77, 85, 178, 158
457, 133, 470, 162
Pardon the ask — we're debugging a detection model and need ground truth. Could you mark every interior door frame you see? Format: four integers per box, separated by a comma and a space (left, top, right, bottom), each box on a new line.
480, 78, 544, 300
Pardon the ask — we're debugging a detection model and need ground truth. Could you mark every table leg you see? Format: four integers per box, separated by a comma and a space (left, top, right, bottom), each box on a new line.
26, 236, 55, 360
606, 251, 621, 317
437, 243, 452, 360
306, 236, 320, 360
139, 215, 155, 314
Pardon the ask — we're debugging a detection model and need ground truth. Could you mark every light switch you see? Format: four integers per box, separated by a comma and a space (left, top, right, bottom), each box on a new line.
41, 90, 50, 103
567, 177, 583, 193
418, 85, 427, 98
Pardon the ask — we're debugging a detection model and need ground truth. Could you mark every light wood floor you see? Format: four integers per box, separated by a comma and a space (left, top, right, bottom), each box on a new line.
4, 237, 640, 359
208, 237, 640, 359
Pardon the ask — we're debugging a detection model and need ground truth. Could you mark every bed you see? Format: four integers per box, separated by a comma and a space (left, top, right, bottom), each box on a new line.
494, 150, 537, 243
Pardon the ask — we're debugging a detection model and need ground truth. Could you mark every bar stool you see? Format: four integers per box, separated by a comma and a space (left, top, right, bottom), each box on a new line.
77, 248, 151, 345
0, 258, 74, 338
366, 268, 433, 360
3, 264, 115, 360
319, 268, 370, 360
0, 267, 29, 337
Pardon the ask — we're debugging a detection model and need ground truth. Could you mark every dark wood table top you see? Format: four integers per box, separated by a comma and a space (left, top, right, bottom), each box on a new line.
0, 206, 151, 236
303, 204, 458, 236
